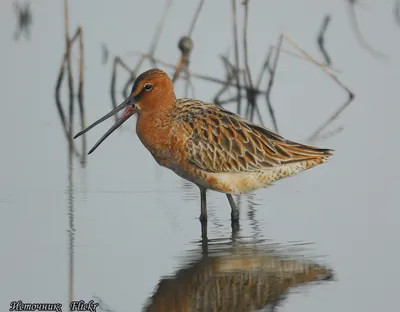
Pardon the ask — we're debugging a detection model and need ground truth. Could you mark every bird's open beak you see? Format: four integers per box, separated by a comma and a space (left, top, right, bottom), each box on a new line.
74, 96, 137, 154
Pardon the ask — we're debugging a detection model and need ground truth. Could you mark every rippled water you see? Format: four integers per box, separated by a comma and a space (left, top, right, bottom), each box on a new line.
2, 0, 400, 311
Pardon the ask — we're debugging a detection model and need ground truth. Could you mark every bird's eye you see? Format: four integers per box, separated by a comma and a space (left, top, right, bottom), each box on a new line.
144, 83, 153, 91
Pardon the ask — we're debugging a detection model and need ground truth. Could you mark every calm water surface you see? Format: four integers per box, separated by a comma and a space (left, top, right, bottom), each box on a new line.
1, 0, 400, 311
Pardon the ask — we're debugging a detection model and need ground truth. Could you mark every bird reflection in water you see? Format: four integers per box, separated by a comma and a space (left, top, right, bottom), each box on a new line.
143, 238, 334, 312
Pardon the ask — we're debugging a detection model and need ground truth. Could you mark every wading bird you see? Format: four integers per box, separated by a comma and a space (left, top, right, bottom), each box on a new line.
74, 69, 334, 224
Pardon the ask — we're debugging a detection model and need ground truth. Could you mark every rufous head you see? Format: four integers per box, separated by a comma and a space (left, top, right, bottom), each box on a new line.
73, 68, 175, 154
131, 68, 176, 113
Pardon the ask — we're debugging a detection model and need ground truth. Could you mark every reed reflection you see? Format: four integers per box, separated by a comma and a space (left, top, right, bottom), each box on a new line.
144, 237, 334, 312
67, 158, 75, 305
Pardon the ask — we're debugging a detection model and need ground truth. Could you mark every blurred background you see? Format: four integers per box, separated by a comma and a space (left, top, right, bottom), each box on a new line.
1, 0, 400, 311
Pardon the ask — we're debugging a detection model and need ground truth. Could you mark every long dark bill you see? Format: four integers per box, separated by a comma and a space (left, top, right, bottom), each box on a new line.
73, 97, 136, 155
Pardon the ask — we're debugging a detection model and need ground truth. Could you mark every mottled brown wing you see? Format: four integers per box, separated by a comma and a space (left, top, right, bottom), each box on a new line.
175, 99, 334, 173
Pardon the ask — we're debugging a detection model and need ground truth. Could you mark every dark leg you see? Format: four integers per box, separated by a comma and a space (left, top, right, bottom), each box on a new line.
227, 194, 240, 235
226, 194, 239, 221
199, 188, 208, 240
201, 221, 208, 249
200, 188, 207, 222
